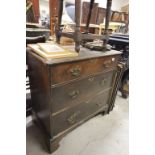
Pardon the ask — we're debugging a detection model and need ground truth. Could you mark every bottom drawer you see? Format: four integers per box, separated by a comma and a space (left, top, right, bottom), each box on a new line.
51, 89, 111, 136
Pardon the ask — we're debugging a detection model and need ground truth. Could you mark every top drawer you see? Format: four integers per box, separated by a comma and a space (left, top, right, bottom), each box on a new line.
51, 55, 119, 85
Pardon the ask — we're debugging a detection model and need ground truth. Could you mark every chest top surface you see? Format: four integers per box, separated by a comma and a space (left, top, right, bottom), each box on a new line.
27, 45, 121, 65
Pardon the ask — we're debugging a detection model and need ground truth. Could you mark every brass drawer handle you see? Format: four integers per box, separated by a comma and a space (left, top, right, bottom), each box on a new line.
100, 79, 107, 86
67, 111, 80, 125
70, 67, 81, 77
69, 90, 79, 99
88, 77, 94, 82
103, 60, 112, 68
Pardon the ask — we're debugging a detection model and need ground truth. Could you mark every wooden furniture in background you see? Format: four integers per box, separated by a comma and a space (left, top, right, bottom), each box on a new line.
121, 4, 129, 13
27, 46, 121, 153
49, 0, 59, 35
29, 0, 40, 23
111, 11, 128, 23
96, 7, 106, 25
56, 0, 112, 52
81, 1, 99, 24
108, 34, 129, 98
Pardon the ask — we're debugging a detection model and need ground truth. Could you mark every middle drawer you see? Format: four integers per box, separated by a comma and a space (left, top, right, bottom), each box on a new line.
51, 70, 116, 114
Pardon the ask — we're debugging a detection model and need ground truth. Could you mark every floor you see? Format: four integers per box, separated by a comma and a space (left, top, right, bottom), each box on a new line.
26, 92, 129, 155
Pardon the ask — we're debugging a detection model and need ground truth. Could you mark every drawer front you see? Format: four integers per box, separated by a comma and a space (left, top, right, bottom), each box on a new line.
51, 90, 111, 136
51, 70, 116, 114
51, 55, 119, 85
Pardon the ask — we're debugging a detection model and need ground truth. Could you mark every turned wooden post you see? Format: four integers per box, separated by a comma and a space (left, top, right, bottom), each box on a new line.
75, 0, 81, 53
49, 0, 58, 35
56, 0, 64, 43
29, 0, 40, 23
85, 0, 95, 33
103, 0, 112, 50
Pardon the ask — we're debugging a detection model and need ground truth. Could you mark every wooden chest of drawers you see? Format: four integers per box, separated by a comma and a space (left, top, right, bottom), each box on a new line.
27, 46, 121, 153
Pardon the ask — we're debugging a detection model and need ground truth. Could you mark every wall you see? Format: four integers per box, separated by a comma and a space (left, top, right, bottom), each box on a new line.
82, 0, 128, 11
38, 0, 129, 21
39, 0, 49, 17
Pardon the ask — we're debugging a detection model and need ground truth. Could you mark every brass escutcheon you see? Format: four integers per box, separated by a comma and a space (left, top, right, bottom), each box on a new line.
67, 111, 81, 124
70, 66, 81, 77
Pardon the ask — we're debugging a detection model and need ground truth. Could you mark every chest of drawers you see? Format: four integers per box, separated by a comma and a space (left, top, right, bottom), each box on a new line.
27, 46, 121, 153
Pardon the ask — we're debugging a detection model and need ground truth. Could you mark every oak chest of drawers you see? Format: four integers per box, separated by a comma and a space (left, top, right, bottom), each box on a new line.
27, 46, 121, 153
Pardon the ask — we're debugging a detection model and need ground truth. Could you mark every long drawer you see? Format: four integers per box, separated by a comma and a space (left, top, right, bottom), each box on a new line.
51, 90, 111, 136
51, 70, 116, 114
51, 55, 119, 85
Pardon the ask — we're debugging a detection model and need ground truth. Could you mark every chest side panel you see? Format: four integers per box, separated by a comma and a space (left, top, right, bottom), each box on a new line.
27, 51, 51, 135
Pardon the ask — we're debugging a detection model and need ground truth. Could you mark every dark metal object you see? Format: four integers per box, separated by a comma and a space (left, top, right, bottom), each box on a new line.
56, 0, 112, 52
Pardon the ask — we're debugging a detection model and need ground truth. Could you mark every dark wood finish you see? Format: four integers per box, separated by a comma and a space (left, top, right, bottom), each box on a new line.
57, 0, 63, 27
81, 2, 98, 24
27, 46, 121, 153
27, 50, 51, 135
51, 56, 119, 85
56, 0, 113, 52
26, 1, 35, 23
26, 36, 46, 117
49, 0, 59, 35
61, 31, 108, 41
85, 0, 95, 33
74, 0, 81, 53
52, 89, 111, 136
108, 63, 125, 112
30, 0, 40, 23
103, 0, 112, 49
51, 71, 115, 113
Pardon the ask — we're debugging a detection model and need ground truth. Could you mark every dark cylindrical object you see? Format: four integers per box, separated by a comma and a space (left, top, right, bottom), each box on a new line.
85, 0, 95, 33
103, 0, 112, 49
75, 0, 81, 53
56, 0, 64, 43
26, 36, 46, 46
58, 0, 63, 26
